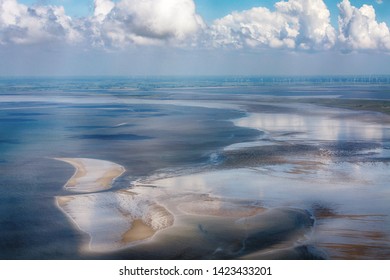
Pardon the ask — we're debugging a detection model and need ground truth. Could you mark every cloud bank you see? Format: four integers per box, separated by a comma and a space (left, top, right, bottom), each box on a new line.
91, 0, 205, 47
208, 0, 336, 50
0, 0, 389, 52
338, 0, 390, 51
0, 0, 81, 44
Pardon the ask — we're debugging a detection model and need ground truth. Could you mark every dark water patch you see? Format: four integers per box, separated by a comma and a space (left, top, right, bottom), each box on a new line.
0, 118, 37, 123
310, 202, 339, 219
240, 208, 314, 252
95, 112, 166, 118
72, 133, 153, 141
128, 108, 161, 113
246, 104, 300, 114
250, 245, 328, 260
359, 157, 390, 163
0, 158, 84, 259
220, 144, 319, 168
0, 139, 20, 145
56, 105, 165, 120
61, 104, 161, 113
207, 208, 315, 259
65, 125, 110, 130
0, 101, 59, 107
6, 112, 50, 117
301, 98, 390, 115
219, 140, 384, 168
320, 142, 383, 158
220, 141, 384, 168
128, 113, 168, 118
98, 109, 141, 114
69, 104, 131, 109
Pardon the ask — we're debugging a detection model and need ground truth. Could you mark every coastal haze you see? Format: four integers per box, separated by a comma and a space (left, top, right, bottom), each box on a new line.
0, 77, 390, 259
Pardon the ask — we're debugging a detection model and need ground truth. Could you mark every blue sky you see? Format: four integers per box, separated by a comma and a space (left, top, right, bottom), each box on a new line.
17, 0, 390, 23
197, 0, 389, 25
2, 0, 390, 76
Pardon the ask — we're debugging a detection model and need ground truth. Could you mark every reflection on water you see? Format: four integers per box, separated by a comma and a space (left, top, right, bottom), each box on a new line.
1, 79, 390, 259
137, 103, 390, 259
235, 110, 388, 142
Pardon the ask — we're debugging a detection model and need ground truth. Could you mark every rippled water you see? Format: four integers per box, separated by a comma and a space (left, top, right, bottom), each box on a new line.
0, 77, 389, 259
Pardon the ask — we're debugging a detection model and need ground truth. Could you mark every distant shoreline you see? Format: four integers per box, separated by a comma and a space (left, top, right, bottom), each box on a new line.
297, 98, 390, 117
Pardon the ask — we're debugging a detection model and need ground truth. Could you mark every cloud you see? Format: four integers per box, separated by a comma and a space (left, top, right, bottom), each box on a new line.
91, 0, 205, 47
1, 0, 390, 54
376, 0, 383, 4
0, 0, 205, 47
0, 0, 81, 45
338, 0, 390, 51
94, 0, 115, 22
208, 0, 336, 51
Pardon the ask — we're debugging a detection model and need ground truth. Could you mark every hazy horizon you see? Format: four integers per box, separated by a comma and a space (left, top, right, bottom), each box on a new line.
1, 0, 390, 76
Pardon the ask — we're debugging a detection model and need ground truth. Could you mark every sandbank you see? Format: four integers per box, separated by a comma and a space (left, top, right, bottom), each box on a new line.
56, 190, 174, 252
121, 219, 155, 243
55, 157, 125, 192
54, 157, 175, 252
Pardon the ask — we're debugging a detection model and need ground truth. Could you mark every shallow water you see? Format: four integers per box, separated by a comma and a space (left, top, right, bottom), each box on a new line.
0, 77, 390, 259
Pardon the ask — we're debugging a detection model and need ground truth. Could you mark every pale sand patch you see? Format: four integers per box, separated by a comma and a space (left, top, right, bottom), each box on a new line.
56, 196, 74, 207
56, 191, 174, 252
55, 157, 125, 192
121, 219, 155, 243
55, 157, 174, 252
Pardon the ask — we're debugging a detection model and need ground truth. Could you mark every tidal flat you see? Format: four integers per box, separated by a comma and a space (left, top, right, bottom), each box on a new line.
0, 77, 389, 259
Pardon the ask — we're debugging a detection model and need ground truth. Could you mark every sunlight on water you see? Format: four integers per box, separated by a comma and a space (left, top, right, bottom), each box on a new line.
1, 77, 390, 259
234, 110, 389, 142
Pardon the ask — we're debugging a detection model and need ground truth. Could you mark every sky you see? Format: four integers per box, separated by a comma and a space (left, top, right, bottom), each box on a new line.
0, 0, 390, 76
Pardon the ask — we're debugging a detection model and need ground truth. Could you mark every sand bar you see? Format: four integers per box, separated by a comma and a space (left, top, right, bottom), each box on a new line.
56, 191, 174, 252
55, 157, 125, 192
55, 157, 175, 252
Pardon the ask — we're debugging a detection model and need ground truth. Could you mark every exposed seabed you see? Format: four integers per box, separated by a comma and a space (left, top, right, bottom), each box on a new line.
55, 100, 390, 259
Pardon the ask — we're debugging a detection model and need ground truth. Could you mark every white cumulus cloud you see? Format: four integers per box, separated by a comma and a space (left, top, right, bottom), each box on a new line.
0, 0, 81, 45
208, 0, 336, 51
1, 0, 390, 54
338, 0, 390, 51
93, 0, 115, 22
91, 0, 205, 47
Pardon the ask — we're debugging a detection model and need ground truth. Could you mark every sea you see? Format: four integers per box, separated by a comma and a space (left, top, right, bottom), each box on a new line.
0, 76, 390, 259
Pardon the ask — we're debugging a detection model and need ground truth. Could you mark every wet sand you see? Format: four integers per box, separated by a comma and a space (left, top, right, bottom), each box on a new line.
132, 100, 390, 259
54, 99, 390, 259
121, 220, 155, 243
56, 159, 314, 256
55, 158, 125, 192
57, 191, 174, 252
55, 158, 174, 252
